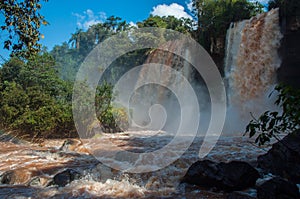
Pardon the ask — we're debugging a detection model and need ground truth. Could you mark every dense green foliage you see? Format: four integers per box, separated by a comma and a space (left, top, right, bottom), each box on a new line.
0, 54, 75, 139
95, 83, 129, 133
0, 54, 130, 139
137, 15, 194, 34
0, 0, 48, 58
245, 85, 300, 145
51, 16, 133, 81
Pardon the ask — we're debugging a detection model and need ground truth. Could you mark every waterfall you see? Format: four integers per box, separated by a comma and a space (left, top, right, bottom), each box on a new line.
116, 9, 283, 135
224, 8, 283, 134
129, 40, 199, 133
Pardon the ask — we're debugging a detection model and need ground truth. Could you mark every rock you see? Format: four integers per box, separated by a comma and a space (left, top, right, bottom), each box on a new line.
52, 169, 81, 187
90, 163, 114, 182
257, 177, 300, 199
0, 171, 15, 185
257, 131, 300, 183
218, 161, 260, 191
182, 160, 260, 191
227, 191, 256, 199
0, 169, 34, 185
182, 160, 220, 188
59, 139, 83, 152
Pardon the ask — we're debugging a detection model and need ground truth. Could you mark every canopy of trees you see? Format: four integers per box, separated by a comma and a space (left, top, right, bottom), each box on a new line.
191, 0, 263, 56
0, 0, 48, 58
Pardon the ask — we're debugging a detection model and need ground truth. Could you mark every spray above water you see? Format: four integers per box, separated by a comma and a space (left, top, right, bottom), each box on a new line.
72, 27, 226, 173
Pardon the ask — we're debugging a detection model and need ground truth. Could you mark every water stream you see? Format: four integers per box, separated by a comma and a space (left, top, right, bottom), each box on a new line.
0, 132, 268, 198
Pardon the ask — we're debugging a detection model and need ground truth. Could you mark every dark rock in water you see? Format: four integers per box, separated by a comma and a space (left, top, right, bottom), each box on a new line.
0, 171, 15, 185
227, 191, 256, 199
28, 176, 42, 187
182, 160, 220, 188
218, 161, 260, 191
257, 131, 300, 183
257, 177, 300, 199
182, 160, 260, 191
52, 169, 81, 187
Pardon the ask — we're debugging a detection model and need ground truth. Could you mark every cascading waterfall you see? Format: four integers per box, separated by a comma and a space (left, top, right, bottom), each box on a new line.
224, 8, 283, 133
129, 9, 283, 135
128, 40, 208, 133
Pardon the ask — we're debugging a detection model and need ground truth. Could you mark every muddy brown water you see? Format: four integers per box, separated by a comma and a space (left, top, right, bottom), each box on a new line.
0, 131, 269, 198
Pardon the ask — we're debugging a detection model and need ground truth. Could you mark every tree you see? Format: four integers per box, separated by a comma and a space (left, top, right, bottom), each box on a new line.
0, 0, 48, 58
191, 0, 263, 54
0, 54, 76, 140
137, 15, 194, 34
69, 29, 83, 49
245, 85, 300, 146
51, 16, 134, 81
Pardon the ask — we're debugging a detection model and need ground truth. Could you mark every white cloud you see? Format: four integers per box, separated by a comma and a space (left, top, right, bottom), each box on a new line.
129, 21, 138, 28
151, 3, 192, 19
249, 0, 269, 5
73, 9, 107, 30
186, 0, 194, 12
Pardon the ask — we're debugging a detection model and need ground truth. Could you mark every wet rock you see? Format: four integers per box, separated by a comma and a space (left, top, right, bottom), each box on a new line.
59, 139, 83, 152
257, 131, 300, 183
90, 163, 115, 182
256, 177, 300, 199
0, 171, 15, 185
52, 169, 81, 187
218, 161, 260, 190
28, 176, 42, 187
0, 170, 33, 185
227, 191, 256, 199
182, 160, 220, 187
182, 160, 260, 191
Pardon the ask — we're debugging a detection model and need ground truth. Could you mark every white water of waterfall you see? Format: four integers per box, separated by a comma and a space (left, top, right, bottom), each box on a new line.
223, 8, 283, 134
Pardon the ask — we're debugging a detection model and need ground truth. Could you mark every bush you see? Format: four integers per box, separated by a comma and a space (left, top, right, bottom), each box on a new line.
0, 54, 76, 140
95, 82, 129, 133
0, 54, 129, 140
245, 84, 300, 145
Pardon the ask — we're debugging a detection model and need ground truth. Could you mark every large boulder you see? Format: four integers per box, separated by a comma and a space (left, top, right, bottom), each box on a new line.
257, 177, 300, 199
257, 131, 300, 183
182, 160, 260, 191
52, 169, 81, 187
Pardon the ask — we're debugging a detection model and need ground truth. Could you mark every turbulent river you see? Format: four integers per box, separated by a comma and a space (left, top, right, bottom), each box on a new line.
0, 131, 269, 199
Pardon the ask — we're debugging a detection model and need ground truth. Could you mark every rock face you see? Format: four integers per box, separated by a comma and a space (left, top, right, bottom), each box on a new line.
257, 131, 300, 183
182, 160, 260, 191
52, 169, 81, 187
257, 177, 300, 199
277, 1, 300, 88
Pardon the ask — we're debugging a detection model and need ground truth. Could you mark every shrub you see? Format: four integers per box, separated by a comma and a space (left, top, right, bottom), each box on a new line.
0, 55, 76, 140
95, 82, 129, 133
245, 84, 300, 145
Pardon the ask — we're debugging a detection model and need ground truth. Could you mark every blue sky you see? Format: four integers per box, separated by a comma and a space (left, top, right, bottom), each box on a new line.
0, 0, 268, 60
